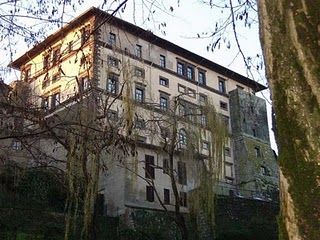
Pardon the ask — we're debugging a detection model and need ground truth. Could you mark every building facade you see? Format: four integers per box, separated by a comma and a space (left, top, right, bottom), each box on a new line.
9, 7, 278, 217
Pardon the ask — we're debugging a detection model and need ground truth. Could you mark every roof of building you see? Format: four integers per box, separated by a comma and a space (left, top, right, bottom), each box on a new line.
9, 7, 267, 92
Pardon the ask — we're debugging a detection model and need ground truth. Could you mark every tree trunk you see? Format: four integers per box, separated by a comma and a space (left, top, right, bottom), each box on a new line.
258, 1, 320, 239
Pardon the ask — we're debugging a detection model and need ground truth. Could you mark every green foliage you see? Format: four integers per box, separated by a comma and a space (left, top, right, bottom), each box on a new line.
120, 210, 181, 240
0, 165, 66, 239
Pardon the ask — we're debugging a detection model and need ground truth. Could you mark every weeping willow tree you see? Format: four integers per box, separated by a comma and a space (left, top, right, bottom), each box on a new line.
135, 93, 228, 240
61, 60, 137, 239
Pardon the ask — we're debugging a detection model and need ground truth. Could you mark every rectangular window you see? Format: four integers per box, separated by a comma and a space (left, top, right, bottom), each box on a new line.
225, 163, 233, 179
42, 96, 49, 110
160, 55, 166, 68
200, 114, 207, 127
159, 77, 169, 87
164, 189, 170, 204
145, 155, 155, 179
135, 44, 142, 58
135, 67, 145, 78
199, 94, 207, 105
135, 87, 145, 103
220, 101, 228, 110
218, 77, 226, 93
198, 71, 206, 85
224, 147, 231, 157
178, 161, 187, 185
81, 76, 89, 91
11, 140, 22, 150
163, 158, 169, 174
107, 56, 119, 67
177, 62, 184, 75
178, 84, 186, 94
255, 146, 261, 158
160, 94, 169, 111
43, 55, 50, 69
51, 92, 60, 109
52, 48, 60, 65
180, 192, 187, 207
186, 66, 194, 80
187, 88, 196, 98
107, 74, 118, 94
146, 185, 154, 202
108, 32, 116, 45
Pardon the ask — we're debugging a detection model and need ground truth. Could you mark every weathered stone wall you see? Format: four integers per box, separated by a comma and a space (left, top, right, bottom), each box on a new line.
229, 89, 279, 196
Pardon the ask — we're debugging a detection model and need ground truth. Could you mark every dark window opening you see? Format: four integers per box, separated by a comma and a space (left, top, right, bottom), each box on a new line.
177, 62, 184, 75
220, 101, 228, 110
109, 32, 116, 45
145, 155, 155, 179
135, 44, 142, 58
218, 77, 226, 93
146, 185, 154, 202
160, 95, 169, 111
164, 189, 170, 204
51, 92, 60, 109
178, 161, 187, 185
107, 74, 118, 94
180, 192, 187, 207
198, 71, 206, 85
135, 87, 145, 103
160, 55, 166, 68
159, 77, 169, 87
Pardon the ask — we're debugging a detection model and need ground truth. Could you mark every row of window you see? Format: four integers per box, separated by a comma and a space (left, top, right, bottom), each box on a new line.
146, 185, 187, 207
42, 92, 61, 110
145, 155, 187, 185
106, 33, 230, 94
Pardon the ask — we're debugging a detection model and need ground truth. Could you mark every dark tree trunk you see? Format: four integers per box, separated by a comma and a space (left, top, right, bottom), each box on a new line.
258, 1, 320, 239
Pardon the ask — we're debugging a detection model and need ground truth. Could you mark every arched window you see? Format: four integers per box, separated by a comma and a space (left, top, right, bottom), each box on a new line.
179, 129, 187, 146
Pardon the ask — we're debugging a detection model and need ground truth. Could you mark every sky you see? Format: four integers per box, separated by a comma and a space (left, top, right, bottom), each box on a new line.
0, 0, 277, 151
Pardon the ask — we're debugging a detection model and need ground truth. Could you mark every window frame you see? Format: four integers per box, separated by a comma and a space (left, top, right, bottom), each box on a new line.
145, 155, 155, 179
160, 55, 166, 68
159, 77, 169, 87
146, 185, 154, 202
178, 129, 187, 146
159, 93, 169, 111
106, 74, 119, 95
220, 101, 228, 110
107, 56, 119, 67
218, 77, 227, 93
164, 188, 170, 205
108, 32, 116, 45
51, 92, 60, 109
198, 70, 206, 85
177, 62, 184, 76
186, 66, 194, 80
135, 44, 142, 58
135, 86, 145, 103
